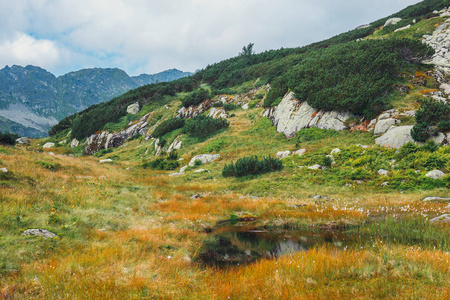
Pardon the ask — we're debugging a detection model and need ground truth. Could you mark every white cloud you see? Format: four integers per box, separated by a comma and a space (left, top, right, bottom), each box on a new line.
0, 0, 422, 76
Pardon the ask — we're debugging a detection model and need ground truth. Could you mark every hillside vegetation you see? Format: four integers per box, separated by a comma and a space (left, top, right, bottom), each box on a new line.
2, 0, 450, 298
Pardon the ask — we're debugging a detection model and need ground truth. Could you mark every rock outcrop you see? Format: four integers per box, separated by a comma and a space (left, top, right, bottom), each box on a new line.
208, 108, 228, 119
264, 92, 354, 138
167, 136, 182, 153
43, 142, 55, 149
188, 154, 221, 166
22, 229, 59, 239
15, 137, 30, 144
70, 138, 80, 148
84, 113, 150, 155
126, 102, 140, 114
425, 170, 446, 179
375, 126, 415, 149
384, 18, 402, 27
423, 18, 450, 71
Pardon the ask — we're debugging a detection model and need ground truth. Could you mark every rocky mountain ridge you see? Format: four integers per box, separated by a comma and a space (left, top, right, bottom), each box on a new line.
0, 65, 192, 137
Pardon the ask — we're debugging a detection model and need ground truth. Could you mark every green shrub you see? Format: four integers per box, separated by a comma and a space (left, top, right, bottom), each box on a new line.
183, 115, 229, 138
182, 88, 210, 108
142, 158, 179, 171
152, 118, 185, 138
437, 120, 450, 132
222, 155, 283, 177
193, 159, 203, 167
203, 140, 227, 153
223, 103, 238, 111
167, 151, 179, 161
294, 128, 340, 143
212, 102, 224, 108
36, 161, 60, 171
413, 98, 450, 142
0, 132, 19, 145
93, 148, 114, 157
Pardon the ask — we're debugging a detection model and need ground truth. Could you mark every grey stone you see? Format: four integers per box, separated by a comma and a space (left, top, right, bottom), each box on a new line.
16, 137, 30, 144
293, 149, 306, 156
70, 138, 80, 148
394, 24, 411, 32
190, 194, 203, 199
378, 169, 389, 176
431, 132, 447, 145
430, 214, 450, 224
313, 195, 328, 200
208, 107, 228, 119
378, 109, 399, 120
22, 229, 59, 239
276, 151, 291, 159
242, 103, 249, 110
425, 170, 446, 179
375, 126, 415, 149
48, 152, 55, 156
356, 180, 365, 184
99, 159, 113, 163
189, 154, 221, 166
0, 168, 8, 173
330, 148, 341, 155
194, 169, 210, 173
42, 142, 55, 149
384, 18, 402, 27
308, 165, 326, 170
167, 137, 182, 153
381, 181, 389, 187
423, 197, 450, 202
374, 118, 400, 135
126, 102, 140, 114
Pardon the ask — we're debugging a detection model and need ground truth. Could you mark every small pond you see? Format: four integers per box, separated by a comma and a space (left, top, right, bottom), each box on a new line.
196, 224, 358, 267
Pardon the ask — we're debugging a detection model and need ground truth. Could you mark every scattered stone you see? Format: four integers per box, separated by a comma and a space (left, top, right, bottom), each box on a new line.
126, 102, 140, 114
308, 165, 326, 170
70, 138, 80, 148
423, 197, 450, 202
276, 151, 291, 159
378, 169, 389, 176
293, 149, 306, 156
242, 103, 249, 110
356, 180, 365, 184
313, 195, 328, 200
99, 159, 113, 163
381, 182, 389, 187
356, 144, 370, 149
425, 170, 446, 180
344, 183, 353, 187
188, 154, 221, 166
374, 118, 400, 135
48, 152, 55, 156
208, 107, 228, 119
375, 125, 415, 149
59, 139, 67, 145
0, 168, 8, 173
430, 214, 450, 224
194, 169, 210, 173
190, 194, 203, 199
384, 18, 402, 27
42, 142, 55, 149
15, 137, 30, 144
330, 148, 341, 155
22, 229, 59, 239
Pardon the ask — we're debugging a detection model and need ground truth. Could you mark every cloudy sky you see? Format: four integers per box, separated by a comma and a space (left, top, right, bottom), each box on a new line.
0, 0, 422, 76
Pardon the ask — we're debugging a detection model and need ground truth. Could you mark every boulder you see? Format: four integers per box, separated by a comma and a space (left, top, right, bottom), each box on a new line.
425, 170, 446, 179
42, 142, 55, 149
16, 137, 30, 144
276, 151, 291, 159
99, 159, 113, 163
431, 132, 447, 145
381, 181, 389, 187
375, 126, 414, 149
378, 109, 399, 121
423, 197, 450, 202
430, 214, 450, 224
384, 18, 402, 27
167, 137, 182, 153
422, 20, 450, 71
242, 103, 249, 110
188, 154, 221, 166
374, 118, 400, 135
308, 165, 326, 170
378, 169, 389, 176
70, 138, 80, 148
293, 149, 306, 156
126, 102, 140, 114
208, 107, 228, 119
0, 168, 8, 173
330, 148, 341, 155
22, 229, 59, 239
266, 92, 353, 138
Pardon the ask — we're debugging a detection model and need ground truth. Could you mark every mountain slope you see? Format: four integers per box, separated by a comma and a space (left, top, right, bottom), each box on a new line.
0, 65, 192, 137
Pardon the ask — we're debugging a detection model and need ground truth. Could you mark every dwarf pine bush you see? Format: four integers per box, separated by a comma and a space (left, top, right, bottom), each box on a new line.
152, 118, 185, 138
222, 155, 283, 177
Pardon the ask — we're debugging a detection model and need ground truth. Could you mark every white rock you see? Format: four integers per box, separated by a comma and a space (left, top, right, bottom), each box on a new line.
430, 214, 450, 224
384, 18, 402, 27
188, 154, 221, 166
423, 197, 450, 202
167, 137, 182, 153
378, 169, 389, 176
70, 138, 80, 148
276, 151, 291, 159
126, 102, 140, 114
378, 109, 399, 120
42, 142, 55, 149
15, 137, 30, 144
0, 168, 8, 173
22, 229, 59, 239
242, 103, 249, 110
194, 169, 210, 173
330, 148, 341, 155
425, 170, 446, 179
293, 149, 306, 156
394, 24, 411, 32
374, 118, 400, 135
381, 181, 389, 187
308, 165, 326, 170
99, 159, 113, 163
431, 132, 447, 145
48, 152, 55, 156
375, 126, 415, 149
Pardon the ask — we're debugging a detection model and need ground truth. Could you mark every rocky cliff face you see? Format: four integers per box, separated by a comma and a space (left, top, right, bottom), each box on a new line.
0, 65, 192, 137
263, 92, 354, 138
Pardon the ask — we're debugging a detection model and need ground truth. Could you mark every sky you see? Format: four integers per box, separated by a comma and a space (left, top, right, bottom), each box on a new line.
0, 0, 422, 76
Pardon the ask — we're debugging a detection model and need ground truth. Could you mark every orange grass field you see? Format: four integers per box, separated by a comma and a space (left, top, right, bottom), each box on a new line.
0, 144, 449, 299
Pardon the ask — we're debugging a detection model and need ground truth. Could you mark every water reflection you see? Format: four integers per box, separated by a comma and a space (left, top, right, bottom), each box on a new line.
197, 226, 352, 267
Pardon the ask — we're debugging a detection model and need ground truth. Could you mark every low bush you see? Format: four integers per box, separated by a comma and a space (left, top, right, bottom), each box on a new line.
93, 148, 114, 157
36, 161, 61, 171
182, 88, 210, 108
294, 128, 340, 143
412, 98, 450, 142
222, 155, 283, 177
142, 158, 179, 171
152, 118, 185, 138
0, 132, 19, 145
223, 103, 238, 111
183, 115, 229, 138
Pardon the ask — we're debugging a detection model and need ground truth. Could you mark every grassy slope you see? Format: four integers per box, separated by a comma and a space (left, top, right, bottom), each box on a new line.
1, 5, 450, 300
